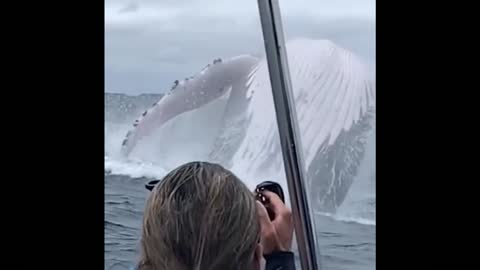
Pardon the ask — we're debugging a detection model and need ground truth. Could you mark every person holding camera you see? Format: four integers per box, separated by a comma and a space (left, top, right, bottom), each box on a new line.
138, 161, 296, 270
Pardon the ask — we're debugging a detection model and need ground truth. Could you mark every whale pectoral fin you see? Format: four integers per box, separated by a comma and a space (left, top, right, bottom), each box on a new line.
121, 56, 259, 157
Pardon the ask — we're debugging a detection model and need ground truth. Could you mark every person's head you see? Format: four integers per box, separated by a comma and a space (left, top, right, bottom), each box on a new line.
138, 161, 262, 270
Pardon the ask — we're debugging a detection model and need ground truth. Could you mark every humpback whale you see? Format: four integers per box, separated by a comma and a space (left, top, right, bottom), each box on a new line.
121, 39, 375, 213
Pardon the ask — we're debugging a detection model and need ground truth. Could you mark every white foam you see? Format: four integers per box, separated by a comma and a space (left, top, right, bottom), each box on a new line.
105, 156, 168, 179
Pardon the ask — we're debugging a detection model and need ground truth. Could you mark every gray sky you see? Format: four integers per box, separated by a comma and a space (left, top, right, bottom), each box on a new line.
105, 0, 375, 95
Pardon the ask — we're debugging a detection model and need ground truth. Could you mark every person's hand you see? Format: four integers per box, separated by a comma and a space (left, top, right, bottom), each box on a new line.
256, 191, 294, 255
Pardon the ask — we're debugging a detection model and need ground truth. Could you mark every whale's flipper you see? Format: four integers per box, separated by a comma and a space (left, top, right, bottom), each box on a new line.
121, 56, 259, 157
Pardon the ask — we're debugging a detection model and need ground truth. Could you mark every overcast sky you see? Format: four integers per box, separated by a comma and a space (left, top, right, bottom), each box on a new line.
105, 0, 375, 95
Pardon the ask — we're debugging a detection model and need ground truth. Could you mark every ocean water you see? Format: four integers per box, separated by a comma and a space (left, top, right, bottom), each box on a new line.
104, 93, 375, 270
105, 173, 375, 270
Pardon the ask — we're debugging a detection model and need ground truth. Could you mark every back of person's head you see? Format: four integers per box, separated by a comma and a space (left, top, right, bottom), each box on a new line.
138, 161, 261, 270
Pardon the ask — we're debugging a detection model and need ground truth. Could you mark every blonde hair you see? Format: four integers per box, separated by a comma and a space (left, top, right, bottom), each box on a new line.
138, 161, 260, 270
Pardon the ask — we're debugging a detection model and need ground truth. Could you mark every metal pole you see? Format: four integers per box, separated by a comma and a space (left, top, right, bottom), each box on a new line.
256, 1, 319, 270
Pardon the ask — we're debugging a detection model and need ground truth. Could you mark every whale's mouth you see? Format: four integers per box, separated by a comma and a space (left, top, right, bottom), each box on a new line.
128, 87, 233, 170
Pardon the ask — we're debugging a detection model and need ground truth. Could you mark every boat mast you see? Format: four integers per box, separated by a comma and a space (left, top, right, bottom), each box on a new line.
256, 0, 320, 269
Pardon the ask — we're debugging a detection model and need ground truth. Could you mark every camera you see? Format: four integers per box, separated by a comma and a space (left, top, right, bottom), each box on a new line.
145, 180, 160, 191
255, 181, 285, 203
